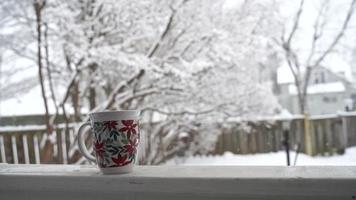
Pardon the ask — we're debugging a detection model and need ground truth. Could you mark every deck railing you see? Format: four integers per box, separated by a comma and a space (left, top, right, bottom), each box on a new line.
0, 124, 79, 164
0, 164, 355, 200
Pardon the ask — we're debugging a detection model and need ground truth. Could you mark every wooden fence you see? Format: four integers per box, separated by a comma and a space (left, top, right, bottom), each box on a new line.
1, 113, 356, 164
214, 113, 356, 156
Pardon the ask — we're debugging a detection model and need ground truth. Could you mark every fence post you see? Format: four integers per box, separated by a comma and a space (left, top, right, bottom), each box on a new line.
304, 113, 312, 155
340, 115, 348, 153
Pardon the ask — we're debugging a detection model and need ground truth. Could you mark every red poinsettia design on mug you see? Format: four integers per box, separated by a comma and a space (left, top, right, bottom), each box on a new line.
124, 138, 138, 156
112, 154, 131, 167
94, 140, 105, 159
119, 120, 137, 139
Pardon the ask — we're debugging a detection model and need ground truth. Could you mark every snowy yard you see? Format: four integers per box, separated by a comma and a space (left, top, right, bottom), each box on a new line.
167, 147, 356, 166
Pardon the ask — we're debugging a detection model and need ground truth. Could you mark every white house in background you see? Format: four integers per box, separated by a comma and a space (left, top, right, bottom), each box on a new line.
276, 55, 356, 115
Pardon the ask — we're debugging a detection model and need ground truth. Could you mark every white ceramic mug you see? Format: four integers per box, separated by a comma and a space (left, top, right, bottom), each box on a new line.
77, 110, 140, 174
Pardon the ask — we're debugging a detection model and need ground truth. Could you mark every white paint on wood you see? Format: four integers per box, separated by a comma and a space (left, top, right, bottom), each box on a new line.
33, 135, 40, 164
0, 123, 76, 133
10, 135, 18, 164
61, 129, 68, 164
0, 165, 355, 200
40, 134, 47, 149
0, 136, 6, 163
69, 128, 74, 145
22, 135, 30, 164
0, 165, 355, 179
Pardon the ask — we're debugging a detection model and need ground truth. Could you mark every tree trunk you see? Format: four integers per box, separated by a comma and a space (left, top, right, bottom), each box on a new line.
293, 76, 306, 114
34, 0, 54, 163
298, 94, 306, 114
44, 23, 59, 122
44, 22, 63, 163
71, 81, 81, 122
88, 63, 98, 110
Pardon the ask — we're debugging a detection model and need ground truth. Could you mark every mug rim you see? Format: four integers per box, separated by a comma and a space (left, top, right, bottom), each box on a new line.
89, 110, 139, 122
89, 110, 139, 115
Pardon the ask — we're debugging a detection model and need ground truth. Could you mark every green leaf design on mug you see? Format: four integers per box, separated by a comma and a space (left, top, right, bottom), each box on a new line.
109, 130, 120, 140
121, 139, 128, 145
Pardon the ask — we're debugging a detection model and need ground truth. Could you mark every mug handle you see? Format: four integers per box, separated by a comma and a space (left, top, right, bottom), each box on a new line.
77, 121, 97, 163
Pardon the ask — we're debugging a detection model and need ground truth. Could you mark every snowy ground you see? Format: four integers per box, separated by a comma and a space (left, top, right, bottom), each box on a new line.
166, 147, 356, 166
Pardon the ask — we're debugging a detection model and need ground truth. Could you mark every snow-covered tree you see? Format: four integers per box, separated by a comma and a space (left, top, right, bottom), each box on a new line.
1, 0, 282, 164
0, 0, 38, 102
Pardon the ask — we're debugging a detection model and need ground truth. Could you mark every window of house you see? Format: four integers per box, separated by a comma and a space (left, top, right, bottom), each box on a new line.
323, 96, 337, 103
314, 77, 319, 84
323, 96, 330, 103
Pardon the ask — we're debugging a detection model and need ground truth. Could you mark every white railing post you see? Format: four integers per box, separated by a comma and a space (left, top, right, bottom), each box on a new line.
33, 135, 40, 164
0, 135, 6, 163
22, 135, 30, 164
61, 129, 68, 164
11, 135, 18, 164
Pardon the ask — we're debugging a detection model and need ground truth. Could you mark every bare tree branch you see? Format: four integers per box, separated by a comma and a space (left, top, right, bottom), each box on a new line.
285, 0, 304, 46
34, 0, 51, 132
305, 2, 328, 66
44, 22, 59, 125
313, 0, 356, 67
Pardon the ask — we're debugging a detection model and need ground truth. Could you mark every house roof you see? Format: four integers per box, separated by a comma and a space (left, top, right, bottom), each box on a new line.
277, 54, 353, 84
288, 82, 345, 95
322, 54, 353, 82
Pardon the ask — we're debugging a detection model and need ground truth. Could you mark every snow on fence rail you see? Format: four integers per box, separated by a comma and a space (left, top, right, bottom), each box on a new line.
1, 113, 356, 164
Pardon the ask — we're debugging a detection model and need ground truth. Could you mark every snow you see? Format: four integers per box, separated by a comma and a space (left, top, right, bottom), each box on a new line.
223, 0, 244, 10
275, 108, 293, 119
0, 123, 76, 132
0, 125, 47, 132
277, 62, 295, 84
288, 81, 345, 95
168, 147, 356, 166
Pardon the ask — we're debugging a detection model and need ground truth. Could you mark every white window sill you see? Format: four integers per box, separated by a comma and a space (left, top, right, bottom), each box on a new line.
0, 164, 355, 200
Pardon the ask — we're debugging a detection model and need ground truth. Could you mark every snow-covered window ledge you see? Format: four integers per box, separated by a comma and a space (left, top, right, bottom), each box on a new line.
0, 164, 355, 200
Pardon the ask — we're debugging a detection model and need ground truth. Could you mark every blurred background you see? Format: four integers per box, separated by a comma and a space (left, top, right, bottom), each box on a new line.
0, 0, 355, 166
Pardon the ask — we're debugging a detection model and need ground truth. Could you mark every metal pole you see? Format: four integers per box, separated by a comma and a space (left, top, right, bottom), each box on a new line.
293, 143, 301, 166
